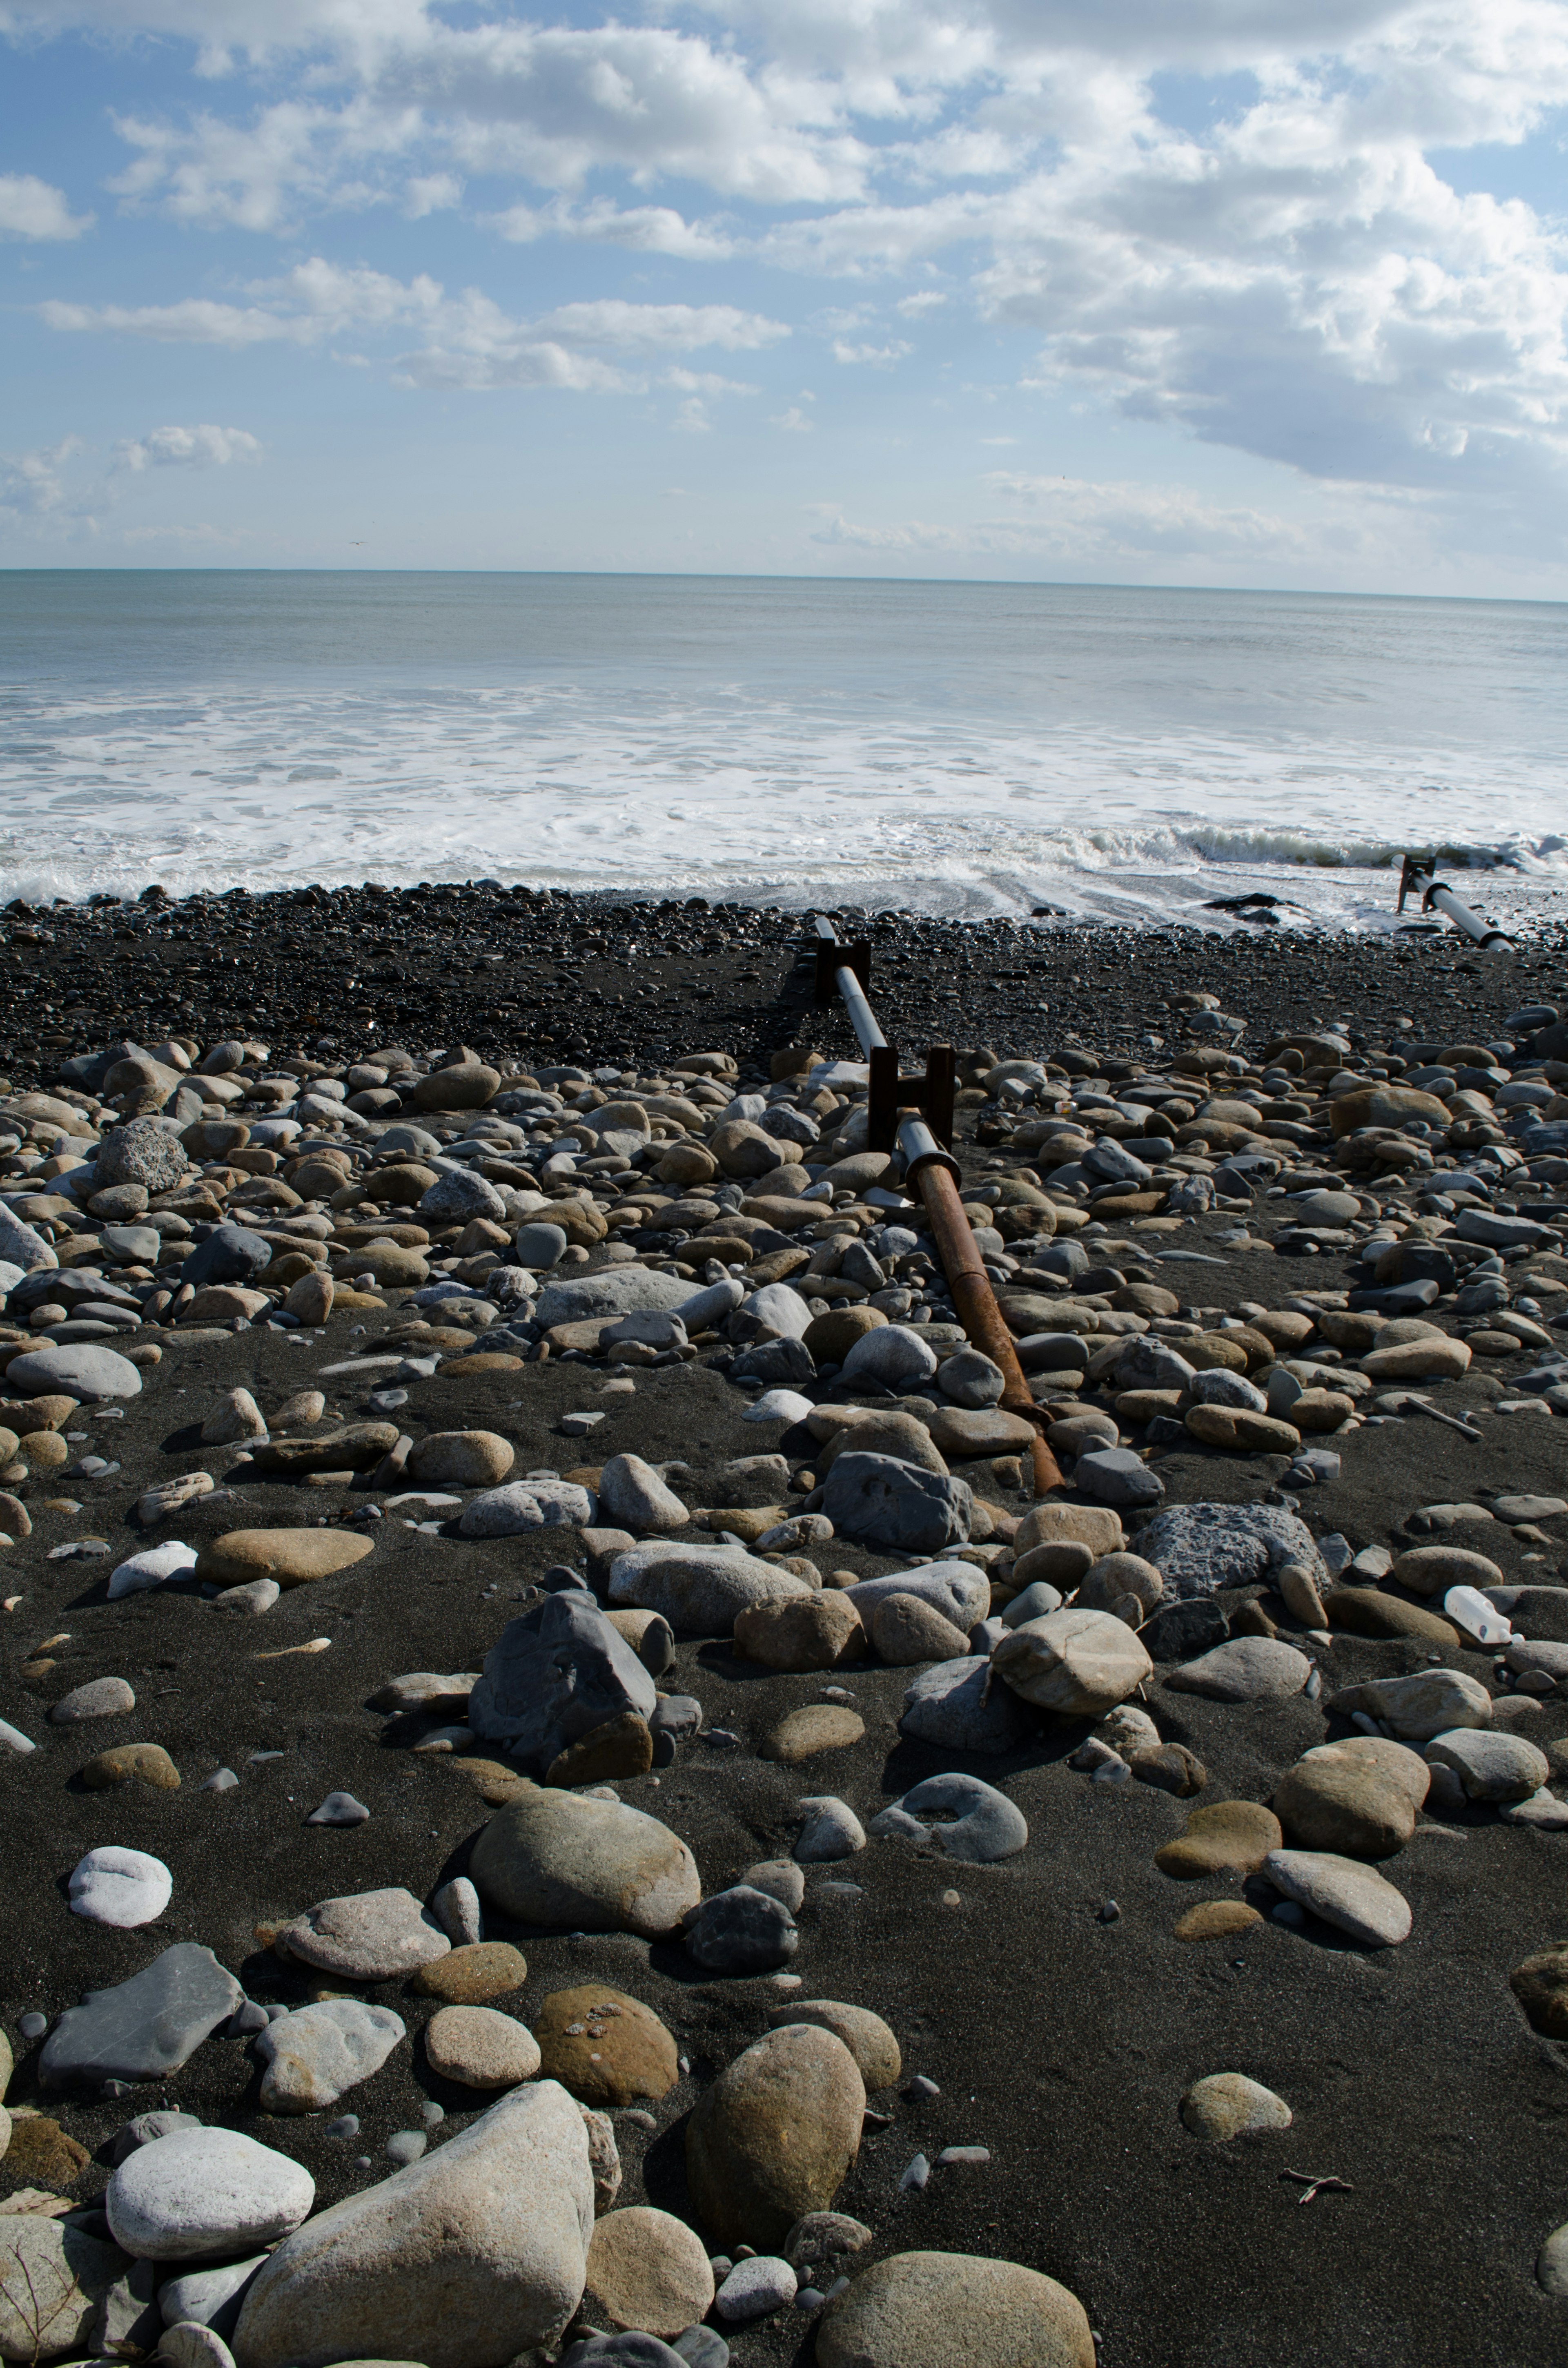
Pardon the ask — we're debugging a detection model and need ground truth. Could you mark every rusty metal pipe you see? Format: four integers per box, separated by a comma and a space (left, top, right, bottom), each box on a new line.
898, 1116, 1064, 1498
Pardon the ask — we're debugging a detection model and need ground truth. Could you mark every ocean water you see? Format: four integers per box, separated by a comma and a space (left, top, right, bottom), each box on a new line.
2, 571, 1566, 933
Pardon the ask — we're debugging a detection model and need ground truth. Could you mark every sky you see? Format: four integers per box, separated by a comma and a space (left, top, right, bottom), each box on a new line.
1, 0, 1567, 593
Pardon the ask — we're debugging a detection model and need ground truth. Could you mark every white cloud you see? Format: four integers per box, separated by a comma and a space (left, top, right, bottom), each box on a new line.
0, 437, 83, 517
0, 172, 93, 241
487, 196, 735, 259
533, 300, 787, 352
831, 337, 913, 363
769, 405, 815, 430
896, 290, 948, 314
114, 423, 263, 469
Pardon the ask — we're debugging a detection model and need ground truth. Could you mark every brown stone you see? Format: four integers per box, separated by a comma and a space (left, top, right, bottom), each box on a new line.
1510, 1944, 1568, 2039
1184, 1406, 1302, 1454
546, 1713, 654, 1789
760, 1705, 865, 1762
76, 1743, 180, 1791
412, 1942, 528, 2003
733, 1593, 865, 1671
869, 1594, 971, 1667
534, 1984, 679, 2107
1155, 1800, 1283, 1880
1323, 1590, 1461, 1650
803, 1307, 887, 1364
195, 1529, 374, 1589
585, 2207, 716, 2338
765, 2000, 900, 2090
923, 1408, 1038, 1461
2, 2118, 89, 2187
440, 1353, 526, 1376
1174, 1901, 1263, 1942
685, 2025, 864, 2250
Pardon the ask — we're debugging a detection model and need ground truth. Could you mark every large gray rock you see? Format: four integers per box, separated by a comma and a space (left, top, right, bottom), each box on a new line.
870, 1773, 1027, 1862
822, 1454, 973, 1554
468, 1782, 700, 1935
180, 1224, 272, 1290
6, 1340, 144, 1400
1263, 1849, 1412, 1947
466, 1593, 657, 1774
536, 1269, 692, 1326
421, 1170, 508, 1222
1136, 1501, 1325, 1601
40, 1944, 244, 2088
608, 1542, 814, 1634
840, 1325, 940, 1389
898, 1657, 1034, 1753
844, 1567, 990, 1633
1073, 1447, 1165, 1509
107, 2127, 315, 2260
730, 1282, 812, 1343
0, 1199, 58, 1272
458, 1480, 595, 1537
232, 2082, 593, 2368
96, 1118, 189, 1192
276, 1891, 450, 1981
255, 2000, 406, 2112
1426, 1728, 1549, 1802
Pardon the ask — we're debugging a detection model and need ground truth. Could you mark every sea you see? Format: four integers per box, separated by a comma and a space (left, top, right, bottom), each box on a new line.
2, 571, 1565, 935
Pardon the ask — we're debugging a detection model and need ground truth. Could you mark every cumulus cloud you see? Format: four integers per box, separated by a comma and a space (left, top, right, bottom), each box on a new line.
0, 172, 93, 240
113, 423, 263, 469
11, 0, 1568, 558
0, 437, 83, 517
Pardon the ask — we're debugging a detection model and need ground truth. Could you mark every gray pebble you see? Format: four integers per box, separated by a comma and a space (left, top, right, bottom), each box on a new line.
325, 2115, 360, 2140
899, 2153, 930, 2192
385, 2130, 427, 2165
202, 1769, 239, 1793
305, 1791, 370, 1826
421, 2100, 445, 2127
904, 2074, 940, 2100
18, 2013, 47, 2040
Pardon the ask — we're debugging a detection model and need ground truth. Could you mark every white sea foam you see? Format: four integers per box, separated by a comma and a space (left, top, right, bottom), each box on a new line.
3, 573, 1565, 932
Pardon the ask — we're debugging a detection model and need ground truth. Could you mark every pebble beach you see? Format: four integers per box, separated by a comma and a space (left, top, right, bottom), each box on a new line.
3, 879, 1568, 2368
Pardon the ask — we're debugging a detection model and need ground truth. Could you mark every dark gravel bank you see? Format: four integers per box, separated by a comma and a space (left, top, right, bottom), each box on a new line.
3, 883, 1565, 1086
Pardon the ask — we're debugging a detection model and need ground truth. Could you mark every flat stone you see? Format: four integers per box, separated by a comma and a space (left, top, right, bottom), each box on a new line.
1165, 1638, 1312, 1702
899, 1656, 1034, 1754
4, 1343, 143, 1400
870, 1772, 1027, 1863
1180, 2074, 1292, 2142
256, 2000, 405, 2112
277, 1891, 451, 1982
40, 1944, 243, 2087
1506, 1637, 1568, 1682
232, 2080, 593, 2368
106, 2127, 315, 2260
1155, 1801, 1283, 1880
1426, 1728, 1550, 1801
923, 1407, 1037, 1460
1136, 1503, 1325, 1601
1174, 1901, 1265, 1942
584, 2206, 715, 2339
814, 2250, 1094, 2368
533, 1986, 678, 2107
469, 1782, 701, 1936
685, 2025, 865, 2252
0, 2217, 129, 2363
69, 1845, 172, 1928
49, 1676, 136, 1724
108, 1540, 199, 1599
196, 1530, 375, 1590
1326, 1667, 1493, 1741
425, 2006, 541, 2089
536, 1268, 692, 1325
467, 1594, 656, 1776
991, 1607, 1153, 1717
1274, 1740, 1427, 1858
765, 2002, 900, 2090
684, 1885, 799, 1974
608, 1542, 814, 1635
1263, 1848, 1412, 1946
413, 1943, 528, 2005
